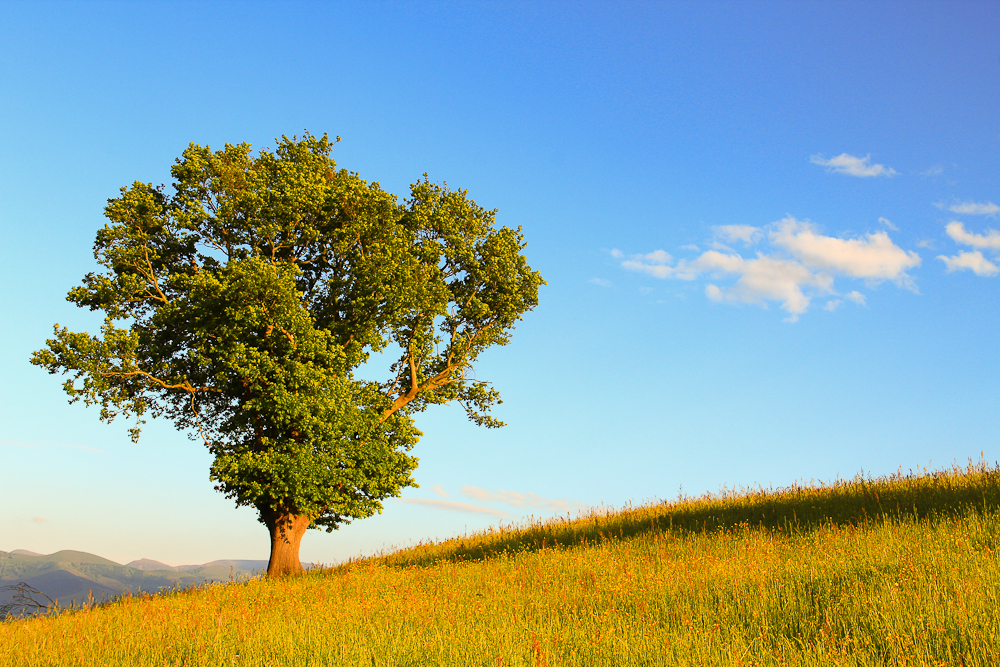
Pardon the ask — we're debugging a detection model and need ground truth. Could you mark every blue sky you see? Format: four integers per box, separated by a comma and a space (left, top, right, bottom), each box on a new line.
1, 0, 997, 566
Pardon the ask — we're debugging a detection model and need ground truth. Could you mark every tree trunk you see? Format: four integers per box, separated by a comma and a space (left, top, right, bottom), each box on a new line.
261, 508, 311, 577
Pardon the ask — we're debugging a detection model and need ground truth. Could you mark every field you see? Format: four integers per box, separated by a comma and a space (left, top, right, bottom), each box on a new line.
2, 461, 998, 666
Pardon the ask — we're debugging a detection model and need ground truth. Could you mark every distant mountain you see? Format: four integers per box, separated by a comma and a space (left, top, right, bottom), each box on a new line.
0, 550, 294, 618
181, 559, 270, 572
126, 559, 177, 571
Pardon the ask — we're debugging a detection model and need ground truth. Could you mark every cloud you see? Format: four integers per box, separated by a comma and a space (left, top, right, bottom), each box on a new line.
617, 216, 921, 320
680, 244, 700, 251
609, 248, 623, 258
1, 439, 37, 448
33, 516, 47, 522
770, 217, 920, 287
460, 486, 578, 514
588, 277, 612, 287
714, 225, 762, 245
917, 239, 936, 249
431, 485, 449, 498
937, 251, 999, 277
395, 498, 509, 516
642, 250, 672, 264
810, 153, 897, 177
920, 165, 944, 177
622, 251, 699, 279
697, 251, 832, 321
945, 221, 1000, 250
845, 291, 866, 306
948, 201, 999, 216
878, 217, 899, 231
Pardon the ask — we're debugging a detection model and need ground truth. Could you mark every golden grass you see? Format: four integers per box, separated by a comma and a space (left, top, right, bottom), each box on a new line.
3, 461, 998, 666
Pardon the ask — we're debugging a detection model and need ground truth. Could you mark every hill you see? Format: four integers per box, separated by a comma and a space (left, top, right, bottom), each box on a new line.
1, 461, 998, 665
0, 551, 273, 616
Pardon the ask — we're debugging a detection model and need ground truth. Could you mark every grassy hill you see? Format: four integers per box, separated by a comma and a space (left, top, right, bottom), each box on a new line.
1, 461, 998, 666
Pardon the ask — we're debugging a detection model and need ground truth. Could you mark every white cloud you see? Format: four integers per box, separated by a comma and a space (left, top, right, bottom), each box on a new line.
917, 239, 936, 250
845, 291, 866, 306
948, 201, 1000, 216
770, 217, 920, 287
395, 498, 509, 516
937, 251, 999, 277
945, 221, 1000, 250
609, 248, 623, 258
622, 253, 699, 280
33, 516, 47, 523
810, 153, 897, 177
618, 216, 920, 321
695, 251, 832, 320
878, 217, 899, 231
588, 277, 612, 287
460, 486, 575, 513
920, 165, 944, 177
680, 244, 700, 251
642, 249, 672, 264
431, 484, 449, 498
714, 225, 762, 245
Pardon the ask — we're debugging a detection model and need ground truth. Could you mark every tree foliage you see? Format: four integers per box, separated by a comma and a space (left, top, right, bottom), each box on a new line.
32, 133, 544, 544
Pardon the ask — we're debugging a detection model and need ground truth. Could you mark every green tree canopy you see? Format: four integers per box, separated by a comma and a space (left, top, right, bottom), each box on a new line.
32, 133, 544, 575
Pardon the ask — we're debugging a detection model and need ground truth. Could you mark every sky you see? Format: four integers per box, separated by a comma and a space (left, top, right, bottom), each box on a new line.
1, 0, 997, 567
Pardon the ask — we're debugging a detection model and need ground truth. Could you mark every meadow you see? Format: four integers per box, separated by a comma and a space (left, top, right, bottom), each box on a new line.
2, 461, 998, 666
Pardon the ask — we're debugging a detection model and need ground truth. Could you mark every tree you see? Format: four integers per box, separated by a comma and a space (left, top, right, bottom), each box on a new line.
32, 133, 544, 576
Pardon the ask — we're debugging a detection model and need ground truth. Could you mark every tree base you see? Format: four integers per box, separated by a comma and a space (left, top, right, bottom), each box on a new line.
264, 510, 311, 577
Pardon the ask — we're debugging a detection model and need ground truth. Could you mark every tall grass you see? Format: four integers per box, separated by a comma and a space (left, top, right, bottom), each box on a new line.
2, 461, 998, 666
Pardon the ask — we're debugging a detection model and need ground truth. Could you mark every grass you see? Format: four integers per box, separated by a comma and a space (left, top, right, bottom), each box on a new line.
2, 461, 999, 666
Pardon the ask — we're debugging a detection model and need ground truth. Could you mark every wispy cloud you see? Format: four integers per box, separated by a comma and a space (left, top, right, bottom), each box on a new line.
824, 300, 842, 312
845, 291, 866, 306
619, 216, 917, 321
878, 217, 899, 231
810, 153, 897, 177
945, 221, 1000, 250
1, 439, 38, 448
431, 485, 449, 498
460, 486, 584, 514
937, 251, 999, 277
622, 251, 699, 280
33, 516, 47, 522
948, 201, 999, 216
588, 277, 612, 287
395, 498, 509, 516
714, 225, 762, 245
920, 165, 944, 177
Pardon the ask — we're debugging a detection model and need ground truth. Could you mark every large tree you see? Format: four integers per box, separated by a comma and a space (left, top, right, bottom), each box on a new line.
32, 133, 544, 576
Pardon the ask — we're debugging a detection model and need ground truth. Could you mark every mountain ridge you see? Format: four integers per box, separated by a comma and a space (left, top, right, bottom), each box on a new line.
0, 549, 294, 617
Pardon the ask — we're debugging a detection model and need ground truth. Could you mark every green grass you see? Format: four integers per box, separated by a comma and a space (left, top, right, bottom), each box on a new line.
3, 461, 999, 666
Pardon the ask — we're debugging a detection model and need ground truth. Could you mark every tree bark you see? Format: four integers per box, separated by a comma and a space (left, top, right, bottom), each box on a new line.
261, 507, 311, 577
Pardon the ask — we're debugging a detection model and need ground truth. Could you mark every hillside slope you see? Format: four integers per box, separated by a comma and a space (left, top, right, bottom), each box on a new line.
1, 462, 998, 666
